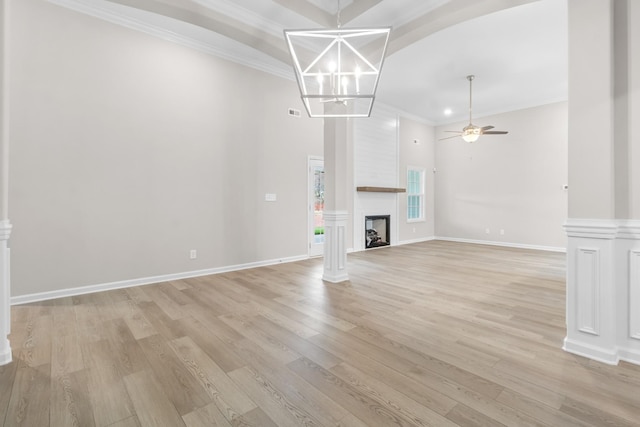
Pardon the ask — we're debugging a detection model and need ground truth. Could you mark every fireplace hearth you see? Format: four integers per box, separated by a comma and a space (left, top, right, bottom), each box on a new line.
365, 215, 390, 249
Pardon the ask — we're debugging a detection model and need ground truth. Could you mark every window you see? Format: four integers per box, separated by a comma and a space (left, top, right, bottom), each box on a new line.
407, 167, 425, 221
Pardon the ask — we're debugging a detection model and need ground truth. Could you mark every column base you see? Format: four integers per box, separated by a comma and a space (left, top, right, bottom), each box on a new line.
323, 211, 349, 283
0, 340, 10, 365
563, 337, 619, 365
0, 220, 12, 366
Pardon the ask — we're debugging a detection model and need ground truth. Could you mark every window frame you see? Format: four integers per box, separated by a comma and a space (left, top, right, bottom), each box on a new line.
406, 166, 425, 223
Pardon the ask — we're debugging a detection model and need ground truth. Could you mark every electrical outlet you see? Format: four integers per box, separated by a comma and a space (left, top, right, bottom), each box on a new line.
189, 250, 197, 260
500, 229, 505, 235
485, 228, 490, 234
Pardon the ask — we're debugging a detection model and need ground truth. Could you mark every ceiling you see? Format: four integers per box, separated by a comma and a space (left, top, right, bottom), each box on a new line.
49, 0, 568, 125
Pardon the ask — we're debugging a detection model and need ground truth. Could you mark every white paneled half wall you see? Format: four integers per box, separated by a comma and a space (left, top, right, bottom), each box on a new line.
564, 219, 640, 365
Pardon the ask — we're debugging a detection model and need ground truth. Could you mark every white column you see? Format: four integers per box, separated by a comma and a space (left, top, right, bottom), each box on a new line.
322, 104, 351, 283
629, 0, 640, 218
565, 0, 640, 366
0, 0, 11, 366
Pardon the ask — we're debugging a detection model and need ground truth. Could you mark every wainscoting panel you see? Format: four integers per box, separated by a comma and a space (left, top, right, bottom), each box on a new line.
630, 250, 640, 340
564, 219, 640, 366
576, 248, 601, 336
337, 225, 346, 270
323, 211, 349, 283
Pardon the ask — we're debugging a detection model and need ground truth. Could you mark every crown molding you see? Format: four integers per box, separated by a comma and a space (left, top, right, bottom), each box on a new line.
192, 0, 286, 37
47, 0, 294, 81
381, 102, 435, 126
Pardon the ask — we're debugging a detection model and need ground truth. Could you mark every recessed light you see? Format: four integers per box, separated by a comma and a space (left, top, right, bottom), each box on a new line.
444, 108, 452, 116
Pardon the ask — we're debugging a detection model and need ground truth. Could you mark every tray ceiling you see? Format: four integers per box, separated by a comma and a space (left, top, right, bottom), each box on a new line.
48, 0, 568, 125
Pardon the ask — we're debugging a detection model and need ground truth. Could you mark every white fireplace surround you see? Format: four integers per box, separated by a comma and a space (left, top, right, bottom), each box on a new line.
353, 103, 401, 252
355, 192, 399, 251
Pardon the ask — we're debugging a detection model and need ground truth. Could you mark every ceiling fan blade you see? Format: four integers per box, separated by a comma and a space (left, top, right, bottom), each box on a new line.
443, 130, 463, 133
482, 131, 508, 135
438, 134, 462, 141
481, 125, 494, 131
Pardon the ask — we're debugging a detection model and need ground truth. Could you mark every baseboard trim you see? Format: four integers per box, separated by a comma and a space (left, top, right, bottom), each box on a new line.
564, 339, 640, 367
397, 236, 437, 246
563, 337, 619, 365
0, 350, 11, 366
618, 347, 640, 366
9, 238, 566, 305
435, 236, 566, 253
11, 254, 309, 305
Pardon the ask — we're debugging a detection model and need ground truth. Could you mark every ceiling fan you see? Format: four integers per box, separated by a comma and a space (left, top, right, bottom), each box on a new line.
440, 75, 508, 142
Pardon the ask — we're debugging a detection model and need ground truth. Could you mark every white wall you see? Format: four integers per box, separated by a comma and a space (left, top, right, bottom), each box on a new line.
398, 117, 435, 242
9, 0, 323, 297
435, 102, 568, 249
568, 0, 614, 219
7, 0, 570, 302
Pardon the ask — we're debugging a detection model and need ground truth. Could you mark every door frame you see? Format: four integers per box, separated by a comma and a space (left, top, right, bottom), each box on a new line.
308, 156, 324, 257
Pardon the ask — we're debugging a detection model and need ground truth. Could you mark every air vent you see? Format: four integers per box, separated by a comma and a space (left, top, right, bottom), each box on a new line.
288, 108, 301, 118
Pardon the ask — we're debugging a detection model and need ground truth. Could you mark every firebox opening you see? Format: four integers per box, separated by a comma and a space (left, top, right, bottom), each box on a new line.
365, 215, 390, 249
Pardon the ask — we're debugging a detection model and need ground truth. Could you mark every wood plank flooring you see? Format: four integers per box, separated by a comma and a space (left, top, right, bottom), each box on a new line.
2, 240, 640, 426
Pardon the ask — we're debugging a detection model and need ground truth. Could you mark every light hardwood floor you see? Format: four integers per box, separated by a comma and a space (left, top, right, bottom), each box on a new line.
2, 240, 640, 426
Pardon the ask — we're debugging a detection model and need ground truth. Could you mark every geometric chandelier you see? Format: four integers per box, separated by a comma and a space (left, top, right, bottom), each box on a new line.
284, 26, 391, 118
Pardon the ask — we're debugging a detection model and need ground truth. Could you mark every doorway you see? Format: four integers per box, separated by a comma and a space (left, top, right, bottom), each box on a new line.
309, 157, 324, 257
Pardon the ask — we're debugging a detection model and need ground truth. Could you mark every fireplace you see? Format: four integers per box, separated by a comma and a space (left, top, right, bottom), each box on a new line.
365, 215, 390, 249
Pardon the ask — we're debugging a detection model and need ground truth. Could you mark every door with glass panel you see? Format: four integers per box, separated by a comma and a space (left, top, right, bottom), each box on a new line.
309, 158, 324, 257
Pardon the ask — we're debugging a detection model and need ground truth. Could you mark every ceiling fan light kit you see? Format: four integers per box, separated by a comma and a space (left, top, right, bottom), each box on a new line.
441, 75, 509, 142
462, 125, 481, 143
284, 2, 390, 118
